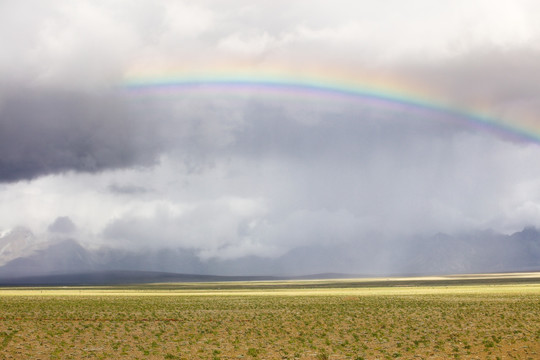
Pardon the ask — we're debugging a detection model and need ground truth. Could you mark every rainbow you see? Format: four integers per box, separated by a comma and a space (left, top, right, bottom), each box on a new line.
121, 69, 540, 144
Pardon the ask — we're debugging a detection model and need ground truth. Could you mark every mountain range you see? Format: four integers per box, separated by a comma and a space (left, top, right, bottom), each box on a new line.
1, 226, 540, 283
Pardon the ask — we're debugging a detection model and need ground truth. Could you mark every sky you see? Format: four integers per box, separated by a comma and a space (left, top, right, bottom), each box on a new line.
1, 0, 540, 264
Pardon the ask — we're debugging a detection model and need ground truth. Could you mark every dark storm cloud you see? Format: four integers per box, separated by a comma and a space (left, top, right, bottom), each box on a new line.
0, 87, 161, 182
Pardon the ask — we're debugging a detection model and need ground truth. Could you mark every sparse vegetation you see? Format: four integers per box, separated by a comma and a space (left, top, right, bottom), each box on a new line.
0, 280, 539, 359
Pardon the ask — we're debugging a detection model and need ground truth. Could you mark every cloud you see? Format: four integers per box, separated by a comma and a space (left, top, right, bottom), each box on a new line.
400, 46, 540, 111
4, 82, 540, 261
108, 183, 150, 195
0, 1, 141, 88
102, 196, 271, 257
0, 87, 161, 182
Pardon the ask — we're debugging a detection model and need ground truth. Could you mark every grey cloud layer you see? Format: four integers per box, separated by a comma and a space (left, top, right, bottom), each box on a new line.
1, 0, 539, 183
100, 97, 540, 258
0, 88, 161, 182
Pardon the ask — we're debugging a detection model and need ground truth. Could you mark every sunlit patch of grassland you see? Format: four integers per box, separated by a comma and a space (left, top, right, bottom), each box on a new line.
1, 283, 540, 297
1, 271, 540, 296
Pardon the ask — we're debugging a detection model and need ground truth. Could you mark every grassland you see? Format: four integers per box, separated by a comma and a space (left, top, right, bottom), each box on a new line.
1, 275, 539, 359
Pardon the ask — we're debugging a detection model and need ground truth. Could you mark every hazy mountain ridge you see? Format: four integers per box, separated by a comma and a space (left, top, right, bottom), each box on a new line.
0, 227, 539, 279
0, 226, 45, 266
0, 238, 96, 277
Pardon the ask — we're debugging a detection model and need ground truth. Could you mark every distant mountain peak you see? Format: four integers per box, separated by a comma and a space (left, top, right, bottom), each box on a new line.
0, 226, 37, 266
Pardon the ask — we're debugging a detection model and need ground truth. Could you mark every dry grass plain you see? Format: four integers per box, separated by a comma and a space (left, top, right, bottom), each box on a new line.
1, 274, 539, 359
